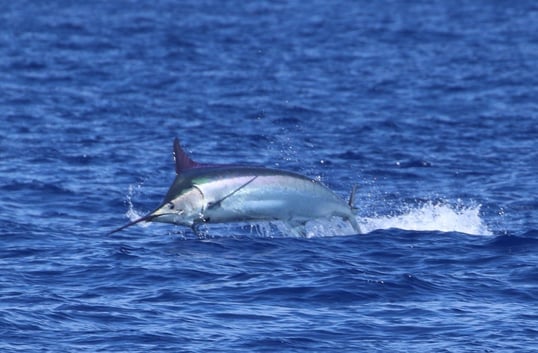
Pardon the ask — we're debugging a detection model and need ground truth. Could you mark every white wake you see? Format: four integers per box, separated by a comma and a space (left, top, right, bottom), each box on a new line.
359, 201, 492, 235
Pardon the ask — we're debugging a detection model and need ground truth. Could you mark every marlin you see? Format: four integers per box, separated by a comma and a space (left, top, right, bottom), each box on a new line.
108, 138, 361, 236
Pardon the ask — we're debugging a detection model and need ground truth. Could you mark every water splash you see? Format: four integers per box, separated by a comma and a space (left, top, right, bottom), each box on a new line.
360, 201, 492, 236
124, 182, 151, 228
262, 201, 492, 238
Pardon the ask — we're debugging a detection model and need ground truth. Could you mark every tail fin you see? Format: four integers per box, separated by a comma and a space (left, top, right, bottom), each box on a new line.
347, 216, 362, 234
348, 184, 358, 210
347, 185, 361, 234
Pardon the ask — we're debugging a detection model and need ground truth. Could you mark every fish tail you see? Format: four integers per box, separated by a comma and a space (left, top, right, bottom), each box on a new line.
347, 215, 361, 234
348, 184, 358, 210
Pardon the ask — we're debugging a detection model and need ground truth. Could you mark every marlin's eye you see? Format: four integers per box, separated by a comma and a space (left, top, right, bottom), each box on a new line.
168, 202, 175, 210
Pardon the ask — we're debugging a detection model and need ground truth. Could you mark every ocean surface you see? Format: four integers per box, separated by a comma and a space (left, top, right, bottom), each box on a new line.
1, 1, 537, 352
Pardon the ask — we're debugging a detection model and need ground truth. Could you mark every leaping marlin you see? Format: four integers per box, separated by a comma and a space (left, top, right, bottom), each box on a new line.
108, 138, 361, 236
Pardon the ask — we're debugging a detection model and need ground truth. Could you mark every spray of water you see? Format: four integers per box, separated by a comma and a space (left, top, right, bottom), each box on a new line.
268, 200, 493, 238
359, 201, 492, 235
124, 182, 152, 228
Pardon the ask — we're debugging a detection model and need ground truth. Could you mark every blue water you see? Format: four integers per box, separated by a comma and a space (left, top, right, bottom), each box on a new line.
1, 1, 537, 352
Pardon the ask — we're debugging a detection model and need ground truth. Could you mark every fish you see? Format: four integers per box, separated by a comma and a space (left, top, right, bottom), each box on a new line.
108, 138, 361, 236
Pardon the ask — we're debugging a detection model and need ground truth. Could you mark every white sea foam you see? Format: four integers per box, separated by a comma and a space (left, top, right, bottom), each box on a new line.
359, 201, 492, 236
269, 201, 493, 238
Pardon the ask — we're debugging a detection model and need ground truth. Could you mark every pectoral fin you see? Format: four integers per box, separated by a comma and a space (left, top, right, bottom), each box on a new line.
207, 176, 258, 210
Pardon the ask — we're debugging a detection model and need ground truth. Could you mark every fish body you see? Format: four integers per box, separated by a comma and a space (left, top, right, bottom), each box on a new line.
109, 139, 360, 235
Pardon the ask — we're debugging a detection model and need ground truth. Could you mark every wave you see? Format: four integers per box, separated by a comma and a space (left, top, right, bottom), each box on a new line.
359, 201, 492, 236
266, 201, 493, 238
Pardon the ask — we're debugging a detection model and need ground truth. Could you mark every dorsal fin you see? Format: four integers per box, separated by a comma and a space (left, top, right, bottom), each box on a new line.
173, 138, 199, 174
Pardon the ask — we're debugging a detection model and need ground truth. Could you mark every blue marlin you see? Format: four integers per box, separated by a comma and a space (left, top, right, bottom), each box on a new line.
108, 138, 361, 235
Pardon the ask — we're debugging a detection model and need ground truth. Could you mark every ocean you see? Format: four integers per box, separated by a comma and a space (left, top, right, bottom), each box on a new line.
1, 1, 537, 352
